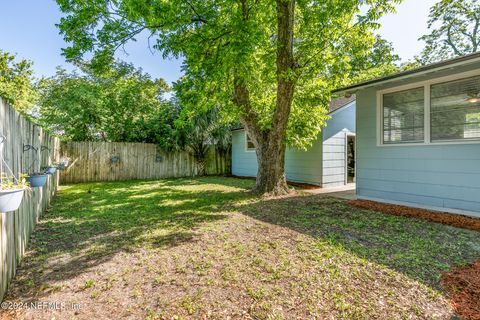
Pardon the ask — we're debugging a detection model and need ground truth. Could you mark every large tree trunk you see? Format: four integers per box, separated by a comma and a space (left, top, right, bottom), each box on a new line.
253, 136, 289, 195
234, 79, 291, 195
233, 0, 296, 195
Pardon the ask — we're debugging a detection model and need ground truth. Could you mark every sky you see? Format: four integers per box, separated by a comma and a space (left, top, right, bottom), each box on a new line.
0, 0, 438, 84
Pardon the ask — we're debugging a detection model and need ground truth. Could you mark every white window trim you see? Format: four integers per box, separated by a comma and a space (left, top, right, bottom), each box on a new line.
376, 69, 480, 147
245, 131, 256, 152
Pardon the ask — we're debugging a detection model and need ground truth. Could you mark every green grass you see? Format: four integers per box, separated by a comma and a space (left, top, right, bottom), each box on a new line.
243, 195, 480, 287
34, 177, 253, 255
5, 177, 480, 319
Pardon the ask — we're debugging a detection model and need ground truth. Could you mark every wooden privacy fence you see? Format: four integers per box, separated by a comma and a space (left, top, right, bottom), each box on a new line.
0, 98, 60, 301
59, 141, 231, 184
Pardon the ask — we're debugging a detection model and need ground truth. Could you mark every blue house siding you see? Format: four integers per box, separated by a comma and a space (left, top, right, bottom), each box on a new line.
356, 64, 480, 216
232, 130, 324, 186
322, 102, 356, 187
231, 101, 356, 187
231, 130, 257, 177
284, 138, 323, 185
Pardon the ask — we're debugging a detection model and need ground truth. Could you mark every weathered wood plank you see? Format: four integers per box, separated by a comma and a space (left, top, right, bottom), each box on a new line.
0, 98, 59, 301
59, 141, 231, 184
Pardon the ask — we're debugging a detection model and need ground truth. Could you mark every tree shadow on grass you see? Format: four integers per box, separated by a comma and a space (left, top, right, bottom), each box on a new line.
235, 193, 480, 289
6, 177, 254, 301
8, 176, 479, 305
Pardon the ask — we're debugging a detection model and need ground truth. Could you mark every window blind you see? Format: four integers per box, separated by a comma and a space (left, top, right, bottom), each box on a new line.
383, 87, 425, 144
431, 75, 480, 141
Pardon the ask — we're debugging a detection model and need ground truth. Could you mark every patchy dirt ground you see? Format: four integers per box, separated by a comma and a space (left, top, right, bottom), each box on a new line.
1, 177, 479, 319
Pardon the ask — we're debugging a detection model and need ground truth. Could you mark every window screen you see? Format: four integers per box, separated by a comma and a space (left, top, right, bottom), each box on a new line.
383, 87, 425, 144
246, 133, 255, 150
431, 75, 480, 141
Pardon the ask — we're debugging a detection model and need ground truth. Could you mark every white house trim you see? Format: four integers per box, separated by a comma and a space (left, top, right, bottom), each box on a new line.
334, 53, 480, 95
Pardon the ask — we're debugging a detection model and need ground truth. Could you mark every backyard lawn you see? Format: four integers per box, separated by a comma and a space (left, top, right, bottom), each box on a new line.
2, 177, 480, 319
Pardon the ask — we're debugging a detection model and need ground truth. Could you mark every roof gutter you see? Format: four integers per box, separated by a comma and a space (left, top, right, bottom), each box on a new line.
333, 53, 480, 95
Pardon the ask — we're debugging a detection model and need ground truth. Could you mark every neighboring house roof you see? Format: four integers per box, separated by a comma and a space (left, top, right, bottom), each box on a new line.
329, 95, 356, 113
333, 51, 480, 95
231, 96, 356, 131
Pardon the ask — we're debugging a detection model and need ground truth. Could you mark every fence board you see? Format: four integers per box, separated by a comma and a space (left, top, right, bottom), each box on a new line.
59, 141, 231, 184
0, 97, 59, 301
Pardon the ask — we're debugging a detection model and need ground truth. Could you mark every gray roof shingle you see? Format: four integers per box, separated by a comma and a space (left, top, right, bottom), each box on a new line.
329, 95, 356, 113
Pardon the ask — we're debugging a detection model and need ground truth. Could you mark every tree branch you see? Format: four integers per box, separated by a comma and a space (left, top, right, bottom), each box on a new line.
232, 71, 262, 144
445, 24, 463, 55
472, 15, 479, 51
184, 0, 208, 24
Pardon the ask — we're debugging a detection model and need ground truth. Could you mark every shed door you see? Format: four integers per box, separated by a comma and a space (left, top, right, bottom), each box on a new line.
346, 135, 356, 183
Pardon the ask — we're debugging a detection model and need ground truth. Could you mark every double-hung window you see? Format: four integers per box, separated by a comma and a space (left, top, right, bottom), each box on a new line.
379, 73, 480, 145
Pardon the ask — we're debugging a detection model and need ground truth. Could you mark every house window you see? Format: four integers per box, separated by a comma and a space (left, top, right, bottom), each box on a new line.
379, 72, 480, 146
382, 87, 425, 144
245, 132, 255, 151
431, 76, 480, 141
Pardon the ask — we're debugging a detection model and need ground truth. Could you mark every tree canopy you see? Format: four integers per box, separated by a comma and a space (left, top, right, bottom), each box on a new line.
418, 0, 480, 64
0, 50, 38, 114
57, 0, 399, 146
56, 0, 401, 194
349, 35, 400, 82
39, 61, 177, 148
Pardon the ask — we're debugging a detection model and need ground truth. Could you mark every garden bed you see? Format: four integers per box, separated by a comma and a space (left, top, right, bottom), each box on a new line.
348, 199, 480, 232
442, 261, 480, 320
